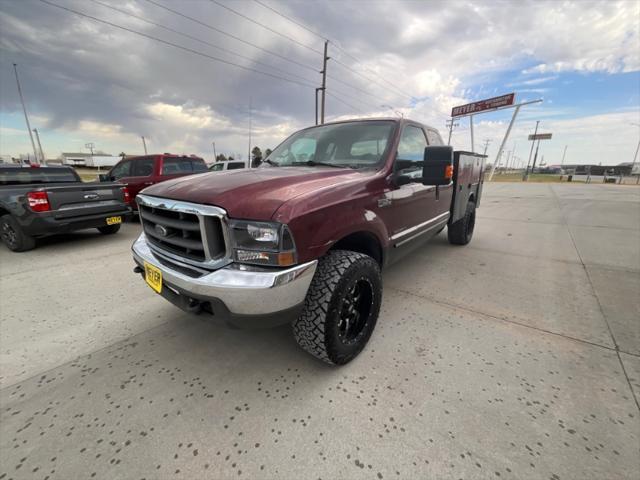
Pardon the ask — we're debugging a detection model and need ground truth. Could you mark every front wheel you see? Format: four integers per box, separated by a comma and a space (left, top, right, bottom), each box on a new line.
293, 250, 382, 365
448, 200, 476, 245
97, 224, 121, 235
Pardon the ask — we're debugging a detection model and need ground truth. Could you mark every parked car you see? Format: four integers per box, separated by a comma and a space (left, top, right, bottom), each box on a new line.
209, 159, 249, 171
0, 165, 131, 252
131, 118, 485, 364
100, 154, 207, 210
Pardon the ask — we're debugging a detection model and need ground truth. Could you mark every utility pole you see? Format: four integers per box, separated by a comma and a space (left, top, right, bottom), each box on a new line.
85, 142, 95, 170
141, 136, 148, 155
13, 64, 39, 164
531, 138, 542, 173
524, 120, 540, 180
561, 145, 568, 166
320, 40, 329, 124
445, 119, 458, 146
482, 138, 491, 156
33, 128, 45, 163
247, 96, 252, 168
315, 88, 321, 125
212, 141, 217, 162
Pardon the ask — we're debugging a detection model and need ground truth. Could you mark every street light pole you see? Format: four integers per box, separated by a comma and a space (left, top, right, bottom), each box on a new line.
141, 136, 148, 155
524, 120, 540, 180
33, 128, 45, 163
212, 141, 217, 162
13, 64, 39, 164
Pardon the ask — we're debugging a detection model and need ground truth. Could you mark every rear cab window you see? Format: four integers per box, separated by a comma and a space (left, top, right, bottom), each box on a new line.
161, 157, 193, 175
227, 162, 245, 170
0, 167, 81, 185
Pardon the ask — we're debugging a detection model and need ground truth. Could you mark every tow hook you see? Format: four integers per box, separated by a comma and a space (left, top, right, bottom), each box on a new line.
133, 265, 144, 274
184, 297, 202, 314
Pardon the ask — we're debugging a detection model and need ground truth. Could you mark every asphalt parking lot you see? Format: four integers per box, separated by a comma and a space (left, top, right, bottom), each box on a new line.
1, 182, 639, 479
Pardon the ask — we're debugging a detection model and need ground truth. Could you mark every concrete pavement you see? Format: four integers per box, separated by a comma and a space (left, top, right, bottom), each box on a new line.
1, 182, 638, 479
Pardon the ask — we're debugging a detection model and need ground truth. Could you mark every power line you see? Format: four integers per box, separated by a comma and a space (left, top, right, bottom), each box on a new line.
145, 0, 383, 112
40, 0, 316, 88
89, 0, 317, 86
208, 0, 323, 55
326, 92, 365, 114
253, 0, 325, 41
41, 0, 369, 118
251, 0, 414, 101
330, 46, 413, 101
144, 0, 318, 74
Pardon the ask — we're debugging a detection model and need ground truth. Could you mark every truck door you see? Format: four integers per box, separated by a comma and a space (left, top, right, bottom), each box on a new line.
120, 156, 156, 205
379, 124, 438, 247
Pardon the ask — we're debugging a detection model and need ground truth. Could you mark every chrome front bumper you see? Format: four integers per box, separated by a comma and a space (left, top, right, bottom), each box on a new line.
132, 233, 317, 317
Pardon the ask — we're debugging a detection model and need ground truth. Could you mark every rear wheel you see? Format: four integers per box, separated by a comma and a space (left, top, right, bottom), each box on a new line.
0, 214, 36, 252
448, 200, 476, 245
293, 250, 382, 365
97, 224, 121, 235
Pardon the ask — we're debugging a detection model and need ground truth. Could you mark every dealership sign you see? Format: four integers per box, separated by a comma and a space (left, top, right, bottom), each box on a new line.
528, 133, 553, 140
451, 93, 515, 117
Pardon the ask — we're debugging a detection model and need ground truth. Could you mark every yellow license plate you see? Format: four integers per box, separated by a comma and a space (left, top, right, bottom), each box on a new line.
144, 262, 162, 293
106, 216, 122, 225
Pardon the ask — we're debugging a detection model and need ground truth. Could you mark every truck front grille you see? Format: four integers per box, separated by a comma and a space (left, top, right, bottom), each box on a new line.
137, 195, 228, 268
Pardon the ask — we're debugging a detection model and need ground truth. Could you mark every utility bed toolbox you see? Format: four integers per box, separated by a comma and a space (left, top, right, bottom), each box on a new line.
450, 151, 486, 224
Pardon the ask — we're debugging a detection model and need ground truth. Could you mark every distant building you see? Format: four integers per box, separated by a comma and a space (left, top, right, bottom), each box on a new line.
59, 152, 120, 168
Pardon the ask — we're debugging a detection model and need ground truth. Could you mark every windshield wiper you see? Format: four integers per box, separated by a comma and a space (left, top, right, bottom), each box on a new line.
303, 160, 348, 169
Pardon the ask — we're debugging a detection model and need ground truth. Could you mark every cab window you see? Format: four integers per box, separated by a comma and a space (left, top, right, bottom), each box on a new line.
110, 160, 131, 180
227, 162, 245, 170
192, 160, 207, 172
395, 125, 428, 181
210, 163, 223, 171
132, 157, 155, 176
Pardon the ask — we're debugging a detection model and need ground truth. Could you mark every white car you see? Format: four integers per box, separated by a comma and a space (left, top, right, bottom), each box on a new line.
209, 160, 248, 172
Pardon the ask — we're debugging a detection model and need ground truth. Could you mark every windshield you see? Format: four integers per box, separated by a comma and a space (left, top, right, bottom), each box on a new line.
265, 120, 395, 168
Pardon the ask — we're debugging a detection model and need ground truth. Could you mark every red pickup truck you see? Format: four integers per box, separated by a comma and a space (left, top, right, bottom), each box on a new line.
101, 154, 207, 210
131, 119, 485, 365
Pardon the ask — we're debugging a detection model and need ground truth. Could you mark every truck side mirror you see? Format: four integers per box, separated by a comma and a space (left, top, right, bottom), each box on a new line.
422, 146, 453, 185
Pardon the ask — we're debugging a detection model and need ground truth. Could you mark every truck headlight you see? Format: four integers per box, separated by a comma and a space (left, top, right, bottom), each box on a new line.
229, 220, 297, 267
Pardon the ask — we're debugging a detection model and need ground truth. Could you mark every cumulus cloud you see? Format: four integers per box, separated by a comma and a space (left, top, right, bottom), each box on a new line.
0, 0, 638, 162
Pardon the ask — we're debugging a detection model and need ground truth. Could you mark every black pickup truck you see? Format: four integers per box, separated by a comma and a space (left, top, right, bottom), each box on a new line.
0, 165, 131, 252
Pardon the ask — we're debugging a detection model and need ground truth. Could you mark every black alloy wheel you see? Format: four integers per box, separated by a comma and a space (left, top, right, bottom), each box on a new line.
338, 277, 374, 345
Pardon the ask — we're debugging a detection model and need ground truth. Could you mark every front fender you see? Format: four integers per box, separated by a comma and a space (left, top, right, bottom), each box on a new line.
282, 202, 390, 265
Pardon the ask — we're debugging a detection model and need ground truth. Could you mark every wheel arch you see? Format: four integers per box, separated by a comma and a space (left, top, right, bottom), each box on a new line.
329, 230, 384, 267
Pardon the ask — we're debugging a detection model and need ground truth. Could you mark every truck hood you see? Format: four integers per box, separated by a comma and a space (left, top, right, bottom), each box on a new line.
140, 167, 365, 220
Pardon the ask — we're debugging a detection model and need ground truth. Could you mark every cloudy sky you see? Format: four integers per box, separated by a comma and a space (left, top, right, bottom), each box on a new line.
1, 0, 639, 166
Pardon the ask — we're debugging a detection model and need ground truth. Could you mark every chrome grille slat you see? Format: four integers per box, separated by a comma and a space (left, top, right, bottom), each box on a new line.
137, 194, 231, 270
140, 210, 201, 231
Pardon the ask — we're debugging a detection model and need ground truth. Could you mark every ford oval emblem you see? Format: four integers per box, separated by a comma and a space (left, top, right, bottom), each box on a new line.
154, 224, 169, 237
84, 193, 99, 200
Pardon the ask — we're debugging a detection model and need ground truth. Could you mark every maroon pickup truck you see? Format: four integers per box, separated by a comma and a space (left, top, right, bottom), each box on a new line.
100, 154, 207, 210
131, 118, 485, 365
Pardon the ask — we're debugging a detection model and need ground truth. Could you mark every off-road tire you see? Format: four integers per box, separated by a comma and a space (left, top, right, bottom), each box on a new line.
448, 200, 476, 245
0, 214, 36, 252
293, 250, 382, 365
97, 224, 121, 235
